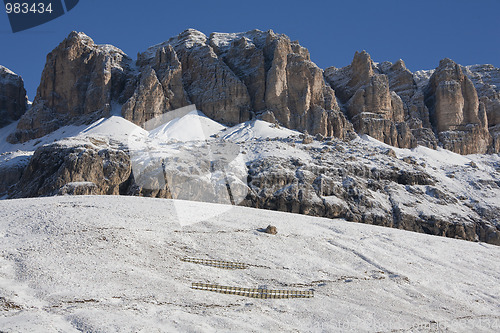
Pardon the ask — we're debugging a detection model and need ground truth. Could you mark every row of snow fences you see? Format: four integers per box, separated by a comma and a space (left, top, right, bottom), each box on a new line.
183, 258, 314, 299
181, 257, 249, 270
191, 283, 314, 299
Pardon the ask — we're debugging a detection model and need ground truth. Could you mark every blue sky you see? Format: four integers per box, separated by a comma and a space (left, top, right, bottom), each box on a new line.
1, 0, 499, 99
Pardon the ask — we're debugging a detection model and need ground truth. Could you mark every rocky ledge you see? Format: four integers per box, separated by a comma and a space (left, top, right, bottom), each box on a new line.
7, 134, 500, 246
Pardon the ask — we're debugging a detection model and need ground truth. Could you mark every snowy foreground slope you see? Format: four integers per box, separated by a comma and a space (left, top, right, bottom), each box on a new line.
1, 196, 499, 332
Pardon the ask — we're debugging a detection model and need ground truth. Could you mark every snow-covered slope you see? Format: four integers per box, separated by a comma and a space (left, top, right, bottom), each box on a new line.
0, 121, 88, 155
355, 135, 500, 212
0, 196, 499, 332
149, 110, 226, 142
80, 116, 148, 140
0, 110, 292, 157
222, 120, 300, 142
145, 110, 297, 143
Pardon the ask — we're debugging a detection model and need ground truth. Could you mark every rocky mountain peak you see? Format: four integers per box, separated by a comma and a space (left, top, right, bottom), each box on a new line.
325, 50, 375, 103
170, 28, 208, 49
0, 65, 17, 76
425, 57, 491, 154
7, 31, 133, 143
391, 59, 407, 71
66, 30, 93, 45
2, 32, 500, 247
325, 50, 416, 148
433, 58, 467, 84
350, 50, 374, 84
210, 29, 270, 51
0, 66, 28, 128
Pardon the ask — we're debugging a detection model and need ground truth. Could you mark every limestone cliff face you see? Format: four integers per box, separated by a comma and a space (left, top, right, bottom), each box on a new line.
377, 60, 437, 148
325, 51, 416, 148
212, 30, 346, 137
7, 32, 133, 143
7, 29, 352, 144
463, 64, 500, 153
0, 66, 27, 128
134, 29, 252, 127
425, 59, 491, 154
326, 51, 499, 154
135, 29, 353, 138
122, 44, 190, 125
5, 30, 500, 154
242, 146, 500, 246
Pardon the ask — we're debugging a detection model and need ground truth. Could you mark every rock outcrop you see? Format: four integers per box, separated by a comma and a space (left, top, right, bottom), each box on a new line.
3, 29, 500, 248
10, 136, 248, 205
240, 137, 500, 245
425, 59, 491, 154
377, 60, 438, 149
7, 32, 133, 143
0, 153, 31, 196
134, 29, 252, 127
8, 30, 353, 143
463, 64, 500, 153
0, 66, 28, 128
10, 138, 132, 198
325, 51, 416, 148
210, 30, 346, 137
326, 51, 499, 154
123, 44, 189, 125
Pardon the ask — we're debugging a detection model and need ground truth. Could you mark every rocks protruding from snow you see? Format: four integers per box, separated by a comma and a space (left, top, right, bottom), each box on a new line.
425, 58, 491, 154
0, 152, 31, 196
242, 138, 500, 245
7, 32, 134, 143
10, 138, 132, 198
264, 225, 278, 235
5, 121, 500, 245
0, 66, 28, 128
325, 52, 416, 148
301, 132, 314, 144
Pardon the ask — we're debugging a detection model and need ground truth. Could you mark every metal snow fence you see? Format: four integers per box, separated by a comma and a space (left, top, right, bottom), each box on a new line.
191, 282, 314, 299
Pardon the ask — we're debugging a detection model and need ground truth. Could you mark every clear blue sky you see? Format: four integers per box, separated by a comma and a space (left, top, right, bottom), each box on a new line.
1, 0, 499, 99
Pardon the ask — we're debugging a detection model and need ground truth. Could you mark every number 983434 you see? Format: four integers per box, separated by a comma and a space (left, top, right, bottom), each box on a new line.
5, 2, 54, 14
